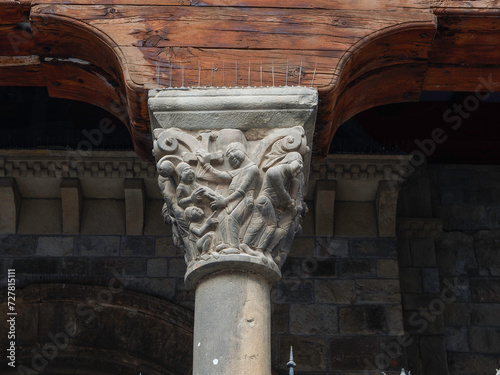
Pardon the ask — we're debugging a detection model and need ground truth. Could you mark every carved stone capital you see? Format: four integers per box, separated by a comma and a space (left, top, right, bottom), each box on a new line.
148, 87, 317, 287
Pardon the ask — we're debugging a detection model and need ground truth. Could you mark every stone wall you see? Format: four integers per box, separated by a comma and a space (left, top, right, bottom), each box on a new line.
429, 165, 500, 375
2, 156, 499, 374
0, 203, 404, 375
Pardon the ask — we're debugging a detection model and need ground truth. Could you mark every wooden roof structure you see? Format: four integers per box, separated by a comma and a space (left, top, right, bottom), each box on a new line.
1, 0, 499, 160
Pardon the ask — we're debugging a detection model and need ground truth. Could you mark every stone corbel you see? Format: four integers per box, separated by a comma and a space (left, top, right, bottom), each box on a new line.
148, 87, 318, 287
0, 178, 20, 233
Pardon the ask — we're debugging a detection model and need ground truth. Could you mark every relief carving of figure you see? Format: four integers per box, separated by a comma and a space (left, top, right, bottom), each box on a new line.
185, 207, 218, 263
196, 142, 260, 254
154, 127, 308, 271
241, 152, 304, 264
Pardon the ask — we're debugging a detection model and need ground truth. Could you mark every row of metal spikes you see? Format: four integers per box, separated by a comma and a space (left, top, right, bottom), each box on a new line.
155, 61, 318, 89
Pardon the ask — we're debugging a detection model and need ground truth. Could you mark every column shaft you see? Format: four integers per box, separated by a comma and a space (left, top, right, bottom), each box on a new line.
193, 272, 271, 375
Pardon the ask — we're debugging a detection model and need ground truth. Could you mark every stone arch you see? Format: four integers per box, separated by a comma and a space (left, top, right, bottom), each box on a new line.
0, 284, 193, 374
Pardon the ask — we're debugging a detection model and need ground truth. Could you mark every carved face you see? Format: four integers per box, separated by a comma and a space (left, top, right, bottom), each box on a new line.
290, 160, 303, 177
226, 149, 245, 168
189, 207, 203, 222
180, 167, 195, 183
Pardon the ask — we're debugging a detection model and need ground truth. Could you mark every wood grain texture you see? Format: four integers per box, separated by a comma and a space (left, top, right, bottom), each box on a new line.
0, 64, 46, 86
2, 0, 500, 160
0, 24, 35, 56
0, 1, 31, 24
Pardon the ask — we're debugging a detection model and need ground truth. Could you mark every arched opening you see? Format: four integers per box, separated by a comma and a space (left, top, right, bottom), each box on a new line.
0, 284, 193, 375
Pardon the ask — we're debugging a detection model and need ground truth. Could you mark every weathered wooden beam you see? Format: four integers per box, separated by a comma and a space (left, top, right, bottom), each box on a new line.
0, 1, 31, 24
1, 0, 498, 162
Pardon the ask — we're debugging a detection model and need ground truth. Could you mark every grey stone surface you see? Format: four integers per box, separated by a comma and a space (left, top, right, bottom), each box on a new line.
77, 236, 120, 256
315, 279, 355, 304
81, 199, 125, 235
61, 257, 88, 276
290, 237, 315, 257
436, 245, 478, 276
156, 236, 182, 257
444, 303, 471, 326
470, 303, 500, 326
289, 304, 337, 335
410, 238, 436, 267
315, 237, 349, 258
447, 353, 500, 375
400, 267, 423, 293
475, 247, 500, 276
17, 199, 61, 234
168, 257, 187, 278
350, 238, 397, 258
193, 272, 273, 375
422, 267, 440, 293
339, 259, 376, 277
302, 258, 337, 278
339, 305, 386, 334
471, 279, 500, 303
271, 303, 288, 335
271, 279, 314, 304
377, 259, 399, 278
280, 336, 327, 372
334, 202, 378, 237
121, 236, 155, 256
445, 326, 469, 352
147, 258, 169, 277
124, 276, 177, 301
0, 235, 36, 256
315, 180, 336, 237
88, 257, 147, 276
356, 279, 401, 304
60, 178, 81, 234
397, 238, 412, 266
386, 304, 405, 336
36, 236, 74, 256
419, 336, 450, 375
124, 178, 145, 235
468, 326, 500, 353
329, 336, 379, 371
11, 258, 59, 275
0, 178, 20, 233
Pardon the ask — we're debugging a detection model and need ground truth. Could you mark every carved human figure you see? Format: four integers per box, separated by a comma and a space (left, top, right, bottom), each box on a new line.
185, 207, 218, 263
175, 162, 206, 209
156, 159, 191, 262
196, 142, 260, 252
241, 152, 304, 263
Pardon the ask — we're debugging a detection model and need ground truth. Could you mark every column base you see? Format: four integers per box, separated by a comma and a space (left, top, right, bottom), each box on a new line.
185, 253, 281, 289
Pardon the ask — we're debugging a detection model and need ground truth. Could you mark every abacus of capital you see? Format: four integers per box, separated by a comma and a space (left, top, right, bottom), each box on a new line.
148, 87, 318, 375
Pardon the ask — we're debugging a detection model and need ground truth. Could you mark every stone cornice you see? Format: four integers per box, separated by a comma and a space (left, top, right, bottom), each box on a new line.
0, 150, 156, 179
311, 154, 409, 181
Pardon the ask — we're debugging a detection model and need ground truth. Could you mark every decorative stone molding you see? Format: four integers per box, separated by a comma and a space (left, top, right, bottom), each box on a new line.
0, 151, 157, 179
149, 87, 318, 287
398, 218, 443, 238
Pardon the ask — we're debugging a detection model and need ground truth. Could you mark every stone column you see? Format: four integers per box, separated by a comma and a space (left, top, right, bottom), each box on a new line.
148, 87, 317, 375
